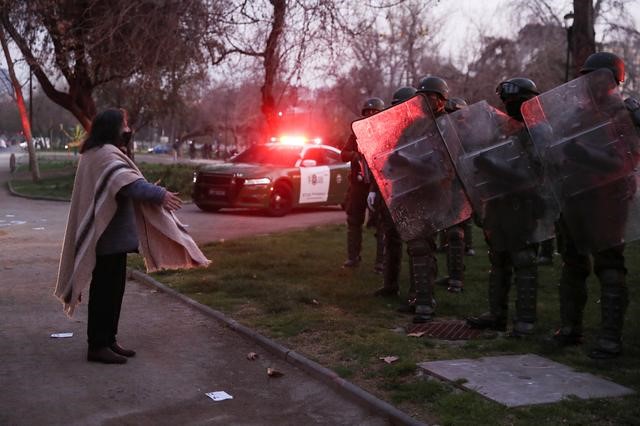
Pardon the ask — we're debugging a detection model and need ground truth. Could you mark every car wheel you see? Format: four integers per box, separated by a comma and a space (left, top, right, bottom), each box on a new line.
266, 184, 292, 217
195, 203, 220, 213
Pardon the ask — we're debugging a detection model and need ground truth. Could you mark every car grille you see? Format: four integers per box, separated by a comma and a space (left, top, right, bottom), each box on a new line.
198, 174, 233, 185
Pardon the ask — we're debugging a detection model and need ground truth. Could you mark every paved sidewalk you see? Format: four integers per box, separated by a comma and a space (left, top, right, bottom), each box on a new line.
0, 153, 417, 425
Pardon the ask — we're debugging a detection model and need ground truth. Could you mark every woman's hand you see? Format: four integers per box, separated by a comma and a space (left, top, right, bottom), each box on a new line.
162, 191, 183, 211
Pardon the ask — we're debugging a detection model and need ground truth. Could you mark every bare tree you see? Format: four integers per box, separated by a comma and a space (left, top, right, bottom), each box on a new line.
0, 24, 39, 181
1, 0, 227, 130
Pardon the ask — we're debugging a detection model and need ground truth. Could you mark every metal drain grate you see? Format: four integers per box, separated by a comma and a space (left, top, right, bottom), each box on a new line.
406, 320, 488, 340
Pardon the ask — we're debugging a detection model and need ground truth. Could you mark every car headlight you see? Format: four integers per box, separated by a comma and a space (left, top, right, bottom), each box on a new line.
243, 177, 271, 185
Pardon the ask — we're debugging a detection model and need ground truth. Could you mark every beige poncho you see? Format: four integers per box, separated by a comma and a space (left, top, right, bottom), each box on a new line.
55, 144, 210, 316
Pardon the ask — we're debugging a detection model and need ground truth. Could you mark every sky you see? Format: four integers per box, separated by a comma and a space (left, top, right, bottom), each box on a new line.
3, 1, 639, 89
438, 0, 640, 66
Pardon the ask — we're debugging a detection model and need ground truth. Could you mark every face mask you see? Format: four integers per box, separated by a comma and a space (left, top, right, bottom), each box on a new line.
120, 130, 132, 147
505, 101, 523, 120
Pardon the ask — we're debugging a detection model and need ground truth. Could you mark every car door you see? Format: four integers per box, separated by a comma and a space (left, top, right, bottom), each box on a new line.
322, 147, 350, 205
297, 147, 333, 205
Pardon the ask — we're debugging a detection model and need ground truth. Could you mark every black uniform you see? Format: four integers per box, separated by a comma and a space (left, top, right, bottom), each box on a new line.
467, 78, 545, 336
341, 133, 371, 267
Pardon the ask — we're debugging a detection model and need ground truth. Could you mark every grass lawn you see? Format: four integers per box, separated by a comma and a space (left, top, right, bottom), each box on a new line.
10, 159, 196, 201
130, 224, 640, 425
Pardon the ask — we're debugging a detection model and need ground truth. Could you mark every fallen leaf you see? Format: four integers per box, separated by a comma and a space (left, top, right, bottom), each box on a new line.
407, 331, 426, 337
267, 367, 284, 377
247, 352, 259, 360
311, 299, 320, 305
380, 356, 399, 364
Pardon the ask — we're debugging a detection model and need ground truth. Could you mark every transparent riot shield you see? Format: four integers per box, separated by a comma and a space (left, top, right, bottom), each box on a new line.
436, 101, 557, 248
522, 68, 640, 253
351, 94, 472, 241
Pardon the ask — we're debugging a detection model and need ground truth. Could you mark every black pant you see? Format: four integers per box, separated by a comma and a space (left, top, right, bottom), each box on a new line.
88, 253, 128, 349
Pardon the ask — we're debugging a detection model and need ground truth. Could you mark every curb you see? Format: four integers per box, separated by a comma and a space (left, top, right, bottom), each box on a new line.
6, 180, 70, 202
129, 269, 425, 426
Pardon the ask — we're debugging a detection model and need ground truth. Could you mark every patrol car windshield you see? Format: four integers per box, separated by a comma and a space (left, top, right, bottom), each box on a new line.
230, 144, 302, 167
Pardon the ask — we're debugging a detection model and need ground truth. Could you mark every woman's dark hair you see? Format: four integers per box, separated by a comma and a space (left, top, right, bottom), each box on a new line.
80, 108, 128, 153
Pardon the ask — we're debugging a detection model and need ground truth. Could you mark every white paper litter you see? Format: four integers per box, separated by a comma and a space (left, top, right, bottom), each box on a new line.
50, 332, 74, 338
205, 391, 233, 402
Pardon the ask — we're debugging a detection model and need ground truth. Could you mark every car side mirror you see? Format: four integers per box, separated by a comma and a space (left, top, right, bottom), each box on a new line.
301, 159, 317, 167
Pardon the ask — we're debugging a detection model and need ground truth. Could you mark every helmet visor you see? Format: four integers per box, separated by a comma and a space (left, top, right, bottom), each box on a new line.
496, 82, 521, 100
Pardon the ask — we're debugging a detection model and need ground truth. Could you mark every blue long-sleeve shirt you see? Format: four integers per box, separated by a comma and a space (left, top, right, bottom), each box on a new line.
96, 178, 166, 255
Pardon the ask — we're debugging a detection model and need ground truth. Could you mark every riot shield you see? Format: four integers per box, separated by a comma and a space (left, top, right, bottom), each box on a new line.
351, 94, 472, 241
521, 68, 640, 253
436, 101, 557, 248
521, 68, 637, 197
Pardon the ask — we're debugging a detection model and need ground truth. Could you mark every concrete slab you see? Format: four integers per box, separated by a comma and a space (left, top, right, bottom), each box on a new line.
418, 353, 635, 407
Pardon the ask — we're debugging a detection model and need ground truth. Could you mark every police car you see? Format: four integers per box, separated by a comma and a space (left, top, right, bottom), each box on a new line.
192, 137, 350, 216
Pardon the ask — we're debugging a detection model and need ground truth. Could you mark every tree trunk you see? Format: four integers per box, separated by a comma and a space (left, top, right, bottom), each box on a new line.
571, 0, 596, 78
0, 25, 40, 182
260, 0, 286, 138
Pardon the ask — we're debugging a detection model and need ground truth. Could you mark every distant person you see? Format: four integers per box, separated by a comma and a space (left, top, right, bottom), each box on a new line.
55, 108, 209, 364
172, 140, 180, 161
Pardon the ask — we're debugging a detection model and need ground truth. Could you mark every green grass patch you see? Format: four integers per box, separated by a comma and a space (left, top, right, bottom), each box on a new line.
131, 223, 640, 424
10, 159, 196, 200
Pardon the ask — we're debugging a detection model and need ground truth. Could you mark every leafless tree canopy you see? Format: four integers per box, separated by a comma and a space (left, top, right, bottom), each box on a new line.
0, 0, 638, 150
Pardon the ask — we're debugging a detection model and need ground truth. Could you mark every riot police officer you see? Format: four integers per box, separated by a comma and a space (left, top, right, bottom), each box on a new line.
405, 76, 451, 323
437, 96, 470, 293
466, 77, 544, 337
341, 97, 385, 268
371, 86, 417, 297
552, 52, 638, 359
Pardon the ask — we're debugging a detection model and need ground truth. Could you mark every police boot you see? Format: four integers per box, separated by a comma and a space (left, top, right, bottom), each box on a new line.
373, 235, 402, 297
553, 266, 588, 346
407, 239, 437, 324
509, 248, 538, 338
466, 258, 511, 331
445, 226, 465, 293
589, 269, 628, 359
463, 220, 475, 256
342, 225, 362, 268
373, 224, 385, 274
537, 238, 555, 266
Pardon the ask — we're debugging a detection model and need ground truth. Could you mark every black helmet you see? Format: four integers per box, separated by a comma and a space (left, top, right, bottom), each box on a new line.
496, 77, 539, 101
361, 97, 385, 114
417, 76, 449, 100
580, 51, 625, 84
391, 87, 417, 105
445, 97, 468, 113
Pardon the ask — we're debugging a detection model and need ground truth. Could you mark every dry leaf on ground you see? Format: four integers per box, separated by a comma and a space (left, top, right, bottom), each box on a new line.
267, 367, 284, 377
379, 356, 399, 364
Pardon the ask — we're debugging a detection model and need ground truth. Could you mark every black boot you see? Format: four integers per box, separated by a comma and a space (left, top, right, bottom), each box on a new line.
537, 238, 555, 266
463, 220, 475, 256
111, 342, 136, 357
589, 269, 628, 359
467, 250, 511, 331
446, 226, 465, 293
511, 248, 538, 337
556, 266, 588, 346
342, 225, 362, 268
407, 239, 437, 324
466, 312, 507, 331
373, 222, 385, 274
87, 347, 127, 364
